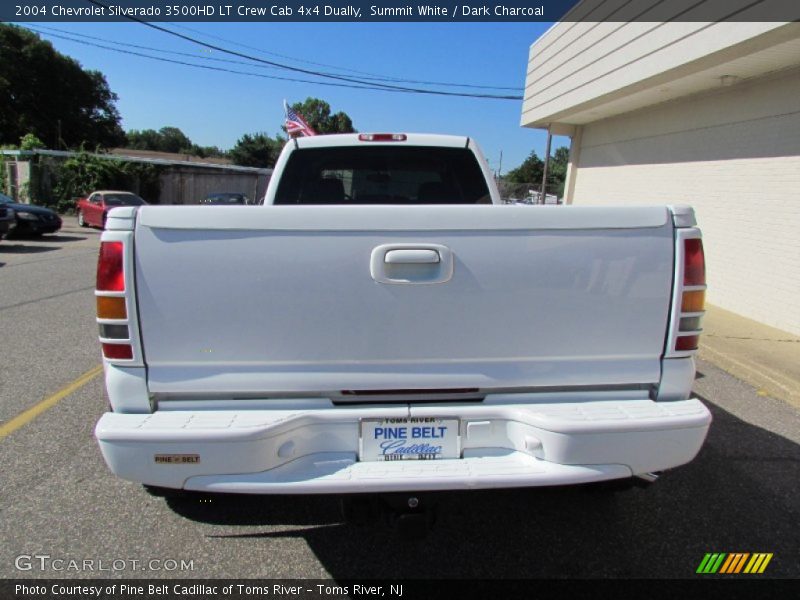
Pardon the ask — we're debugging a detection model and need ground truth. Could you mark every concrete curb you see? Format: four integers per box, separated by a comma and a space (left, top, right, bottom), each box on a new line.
699, 305, 800, 409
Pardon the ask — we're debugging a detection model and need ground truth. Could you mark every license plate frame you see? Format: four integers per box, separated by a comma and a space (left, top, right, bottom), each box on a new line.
359, 417, 461, 462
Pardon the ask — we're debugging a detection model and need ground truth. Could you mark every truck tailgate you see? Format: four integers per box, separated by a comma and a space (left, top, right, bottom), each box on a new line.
133, 205, 674, 398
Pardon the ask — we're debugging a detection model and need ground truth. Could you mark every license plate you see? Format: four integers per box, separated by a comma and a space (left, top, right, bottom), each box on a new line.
359, 417, 460, 461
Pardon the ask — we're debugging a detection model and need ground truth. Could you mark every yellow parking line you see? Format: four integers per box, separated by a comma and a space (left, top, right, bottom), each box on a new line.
0, 365, 103, 440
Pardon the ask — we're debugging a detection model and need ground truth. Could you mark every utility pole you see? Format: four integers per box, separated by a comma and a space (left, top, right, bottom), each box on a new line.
540, 126, 552, 204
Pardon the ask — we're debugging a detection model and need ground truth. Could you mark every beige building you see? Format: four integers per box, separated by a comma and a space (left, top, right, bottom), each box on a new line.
522, 8, 800, 335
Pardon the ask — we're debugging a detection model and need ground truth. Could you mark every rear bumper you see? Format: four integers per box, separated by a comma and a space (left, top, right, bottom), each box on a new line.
95, 398, 711, 494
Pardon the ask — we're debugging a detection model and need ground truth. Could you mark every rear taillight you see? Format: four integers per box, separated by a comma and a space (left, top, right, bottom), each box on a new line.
358, 133, 407, 142
675, 335, 700, 351
97, 241, 125, 291
683, 238, 705, 286
96, 240, 134, 362
681, 290, 706, 313
97, 296, 127, 319
672, 234, 706, 354
99, 324, 129, 339
102, 343, 133, 360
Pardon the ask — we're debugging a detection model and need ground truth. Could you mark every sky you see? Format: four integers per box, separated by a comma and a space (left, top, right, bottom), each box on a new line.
17, 20, 570, 173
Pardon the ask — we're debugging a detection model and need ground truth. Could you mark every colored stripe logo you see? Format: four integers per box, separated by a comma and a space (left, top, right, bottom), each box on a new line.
697, 553, 773, 574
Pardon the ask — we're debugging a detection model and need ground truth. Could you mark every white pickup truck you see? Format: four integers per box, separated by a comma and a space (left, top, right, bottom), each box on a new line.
94, 133, 711, 506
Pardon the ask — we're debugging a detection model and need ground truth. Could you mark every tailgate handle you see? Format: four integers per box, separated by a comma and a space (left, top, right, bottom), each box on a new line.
384, 249, 440, 264
370, 243, 454, 285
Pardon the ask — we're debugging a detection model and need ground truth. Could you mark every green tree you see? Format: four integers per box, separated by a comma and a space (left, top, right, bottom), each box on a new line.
505, 146, 570, 197
0, 24, 124, 149
124, 129, 162, 151
20, 133, 45, 150
547, 146, 570, 198
124, 127, 226, 159
228, 133, 283, 168
505, 150, 544, 185
189, 144, 226, 159
288, 98, 356, 135
125, 127, 192, 154
156, 127, 192, 153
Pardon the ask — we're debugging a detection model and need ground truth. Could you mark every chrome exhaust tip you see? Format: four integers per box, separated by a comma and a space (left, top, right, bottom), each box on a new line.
634, 472, 661, 486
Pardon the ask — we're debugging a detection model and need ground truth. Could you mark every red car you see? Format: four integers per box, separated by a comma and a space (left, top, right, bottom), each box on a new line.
76, 191, 147, 229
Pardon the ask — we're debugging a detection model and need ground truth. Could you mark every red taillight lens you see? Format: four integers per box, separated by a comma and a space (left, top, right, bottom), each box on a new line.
102, 343, 133, 360
358, 133, 407, 142
675, 335, 699, 352
97, 242, 125, 291
684, 238, 705, 286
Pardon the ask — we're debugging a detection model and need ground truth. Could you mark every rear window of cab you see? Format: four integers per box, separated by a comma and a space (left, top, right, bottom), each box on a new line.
274, 146, 491, 205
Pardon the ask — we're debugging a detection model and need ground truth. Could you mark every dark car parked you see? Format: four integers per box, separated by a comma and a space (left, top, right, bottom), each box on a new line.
0, 201, 14, 241
0, 193, 62, 237
200, 192, 251, 205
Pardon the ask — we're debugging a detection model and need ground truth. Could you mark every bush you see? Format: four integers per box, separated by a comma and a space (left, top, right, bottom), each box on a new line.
50, 152, 161, 213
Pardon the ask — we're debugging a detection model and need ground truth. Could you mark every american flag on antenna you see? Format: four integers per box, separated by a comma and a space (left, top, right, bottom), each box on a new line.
284, 100, 316, 137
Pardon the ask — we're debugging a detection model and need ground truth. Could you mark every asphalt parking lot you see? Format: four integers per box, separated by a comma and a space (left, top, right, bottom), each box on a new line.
1, 217, 798, 580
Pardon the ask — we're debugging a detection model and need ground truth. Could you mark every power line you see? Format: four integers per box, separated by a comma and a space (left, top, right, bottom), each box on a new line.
30, 22, 523, 92
166, 22, 524, 91
82, 0, 523, 101
21, 26, 409, 93
24, 23, 290, 72
167, 22, 405, 79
